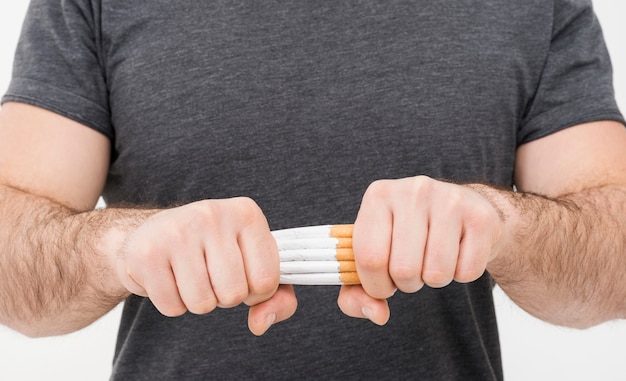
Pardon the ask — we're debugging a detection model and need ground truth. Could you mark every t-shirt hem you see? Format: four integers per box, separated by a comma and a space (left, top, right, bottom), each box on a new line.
1, 77, 113, 140
518, 96, 625, 146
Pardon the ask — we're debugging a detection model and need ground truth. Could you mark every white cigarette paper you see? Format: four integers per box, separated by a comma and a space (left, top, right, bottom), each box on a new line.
271, 224, 360, 285
280, 260, 356, 274
279, 272, 360, 285
278, 248, 354, 262
280, 261, 340, 274
276, 237, 351, 251
272, 224, 353, 240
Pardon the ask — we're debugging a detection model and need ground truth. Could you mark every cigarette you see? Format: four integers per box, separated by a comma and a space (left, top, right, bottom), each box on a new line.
272, 224, 353, 240
280, 260, 356, 274
279, 272, 361, 286
278, 248, 354, 262
274, 225, 352, 251
272, 224, 361, 285
276, 237, 352, 251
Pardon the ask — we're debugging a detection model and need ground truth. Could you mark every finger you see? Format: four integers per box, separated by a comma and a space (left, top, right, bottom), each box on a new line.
353, 180, 396, 299
248, 285, 298, 336
122, 241, 187, 316
422, 211, 462, 288
454, 218, 494, 283
239, 217, 280, 307
170, 248, 217, 315
118, 262, 148, 297
337, 285, 390, 326
142, 265, 187, 317
205, 240, 249, 308
388, 206, 427, 293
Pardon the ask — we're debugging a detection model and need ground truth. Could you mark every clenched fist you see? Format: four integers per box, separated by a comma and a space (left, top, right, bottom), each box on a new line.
112, 197, 297, 335
338, 176, 505, 325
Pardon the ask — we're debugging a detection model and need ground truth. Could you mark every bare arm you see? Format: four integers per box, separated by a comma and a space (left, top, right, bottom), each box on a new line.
338, 121, 626, 329
0, 103, 296, 337
0, 183, 154, 336
0, 102, 147, 336
486, 120, 626, 328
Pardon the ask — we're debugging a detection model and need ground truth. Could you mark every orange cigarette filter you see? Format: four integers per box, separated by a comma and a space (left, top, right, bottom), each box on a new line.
338, 260, 357, 273
273, 224, 361, 285
329, 224, 354, 238
339, 271, 361, 285
335, 248, 354, 261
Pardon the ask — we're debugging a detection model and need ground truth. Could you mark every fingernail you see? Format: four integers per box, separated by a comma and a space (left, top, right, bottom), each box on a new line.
361, 306, 374, 321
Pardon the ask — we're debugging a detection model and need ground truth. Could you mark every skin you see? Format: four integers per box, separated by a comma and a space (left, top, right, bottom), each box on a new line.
0, 102, 625, 338
339, 121, 626, 328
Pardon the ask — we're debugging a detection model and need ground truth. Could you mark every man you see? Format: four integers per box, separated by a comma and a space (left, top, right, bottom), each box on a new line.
0, 0, 624, 379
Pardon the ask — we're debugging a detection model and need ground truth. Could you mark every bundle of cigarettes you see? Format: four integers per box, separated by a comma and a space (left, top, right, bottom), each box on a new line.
272, 224, 360, 285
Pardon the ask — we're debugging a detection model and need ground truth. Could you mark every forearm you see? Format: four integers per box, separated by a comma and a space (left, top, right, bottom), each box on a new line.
0, 184, 154, 337
484, 184, 626, 328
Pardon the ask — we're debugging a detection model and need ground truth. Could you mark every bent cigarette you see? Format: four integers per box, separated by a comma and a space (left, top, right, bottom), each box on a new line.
279, 271, 361, 285
280, 260, 356, 274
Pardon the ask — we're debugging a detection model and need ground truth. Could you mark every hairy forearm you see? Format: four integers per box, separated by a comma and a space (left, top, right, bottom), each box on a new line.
484, 184, 626, 328
0, 184, 153, 337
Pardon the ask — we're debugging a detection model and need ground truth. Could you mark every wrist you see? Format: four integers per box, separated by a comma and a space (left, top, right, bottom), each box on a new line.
87, 208, 158, 300
464, 183, 521, 265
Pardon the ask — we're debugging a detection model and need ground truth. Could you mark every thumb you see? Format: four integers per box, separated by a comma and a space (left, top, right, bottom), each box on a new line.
248, 285, 298, 336
337, 285, 390, 326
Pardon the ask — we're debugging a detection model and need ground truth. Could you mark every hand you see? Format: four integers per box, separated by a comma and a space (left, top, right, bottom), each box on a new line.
112, 197, 297, 335
337, 176, 504, 325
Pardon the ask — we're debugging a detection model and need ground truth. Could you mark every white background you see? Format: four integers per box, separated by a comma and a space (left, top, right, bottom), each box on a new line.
1, 1, 625, 380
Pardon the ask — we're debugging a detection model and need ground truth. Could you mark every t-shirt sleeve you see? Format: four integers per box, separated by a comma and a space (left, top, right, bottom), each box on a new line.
518, 0, 625, 146
1, 0, 112, 140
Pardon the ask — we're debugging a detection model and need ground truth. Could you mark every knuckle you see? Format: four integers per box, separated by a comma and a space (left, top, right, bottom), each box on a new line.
403, 281, 425, 294
410, 175, 433, 194
216, 286, 249, 308
468, 204, 496, 229
390, 264, 424, 293
187, 297, 218, 315
233, 197, 263, 222
389, 261, 420, 284
357, 249, 388, 272
455, 267, 485, 283
188, 200, 218, 227
157, 303, 187, 318
364, 180, 392, 201
445, 188, 464, 210
404, 176, 436, 208
248, 272, 278, 296
176, 275, 218, 313
422, 269, 453, 288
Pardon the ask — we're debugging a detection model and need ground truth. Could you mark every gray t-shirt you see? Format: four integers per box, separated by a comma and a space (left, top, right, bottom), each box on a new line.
3, 0, 624, 379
